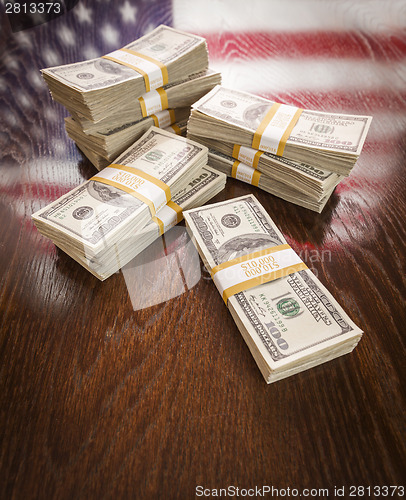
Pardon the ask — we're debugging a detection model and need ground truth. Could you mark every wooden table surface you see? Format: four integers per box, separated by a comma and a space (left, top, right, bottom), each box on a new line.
1, 1, 405, 499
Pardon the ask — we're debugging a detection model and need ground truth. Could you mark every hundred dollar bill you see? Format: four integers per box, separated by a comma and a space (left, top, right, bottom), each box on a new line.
70, 118, 188, 171
72, 121, 188, 171
207, 150, 342, 212
65, 109, 189, 154
67, 107, 189, 141
62, 69, 221, 171
187, 133, 342, 201
53, 166, 226, 280
189, 86, 372, 176
41, 26, 209, 122
71, 69, 221, 133
42, 25, 207, 92
183, 195, 362, 383
32, 127, 208, 259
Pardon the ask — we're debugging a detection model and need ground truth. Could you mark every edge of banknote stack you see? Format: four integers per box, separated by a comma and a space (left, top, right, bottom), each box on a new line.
187, 85, 372, 212
32, 127, 226, 280
184, 194, 363, 383
41, 25, 222, 170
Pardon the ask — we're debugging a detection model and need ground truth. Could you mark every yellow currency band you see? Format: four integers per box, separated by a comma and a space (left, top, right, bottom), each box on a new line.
102, 48, 168, 92
138, 87, 168, 118
151, 109, 176, 127
101, 51, 150, 92
139, 97, 147, 118
170, 124, 182, 135
276, 107, 303, 156
251, 104, 303, 156
124, 49, 169, 85
152, 216, 164, 235
251, 103, 280, 150
168, 200, 183, 224
168, 109, 176, 124
211, 244, 308, 304
91, 163, 171, 217
231, 160, 261, 187
232, 144, 263, 169
152, 201, 183, 236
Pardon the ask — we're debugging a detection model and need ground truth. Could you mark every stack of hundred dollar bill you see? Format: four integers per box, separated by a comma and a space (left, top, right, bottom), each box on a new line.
187, 86, 372, 212
32, 127, 226, 280
41, 25, 221, 170
184, 195, 362, 383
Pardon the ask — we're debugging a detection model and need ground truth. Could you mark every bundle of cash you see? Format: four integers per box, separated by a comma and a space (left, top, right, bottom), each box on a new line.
70, 69, 221, 134
32, 127, 208, 267
42, 26, 220, 173
188, 85, 372, 177
66, 109, 189, 155
63, 69, 221, 170
188, 133, 343, 213
42, 25, 209, 122
206, 150, 342, 213
72, 120, 188, 171
184, 195, 363, 383
55, 166, 226, 280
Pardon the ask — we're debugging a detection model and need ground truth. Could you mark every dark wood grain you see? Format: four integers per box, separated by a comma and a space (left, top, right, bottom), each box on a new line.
1, 2, 405, 499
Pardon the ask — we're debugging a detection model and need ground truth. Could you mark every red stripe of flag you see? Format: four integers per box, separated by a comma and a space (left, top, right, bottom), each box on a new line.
259, 90, 406, 112
0, 184, 76, 203
204, 31, 406, 61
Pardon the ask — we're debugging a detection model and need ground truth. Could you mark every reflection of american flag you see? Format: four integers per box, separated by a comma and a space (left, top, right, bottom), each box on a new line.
1, 0, 405, 246
0, 0, 174, 231
173, 0, 406, 249
172, 0, 406, 147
